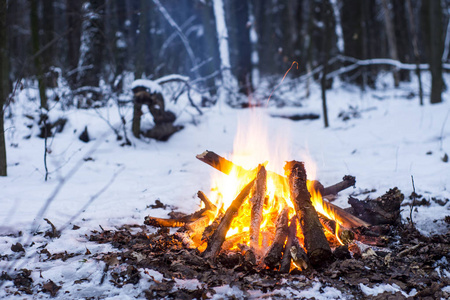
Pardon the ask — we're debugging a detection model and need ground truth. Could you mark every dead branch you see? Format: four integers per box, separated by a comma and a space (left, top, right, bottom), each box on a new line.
280, 217, 297, 273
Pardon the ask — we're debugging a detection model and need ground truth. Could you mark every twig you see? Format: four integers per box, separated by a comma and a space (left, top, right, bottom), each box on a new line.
43, 117, 49, 181
410, 175, 416, 226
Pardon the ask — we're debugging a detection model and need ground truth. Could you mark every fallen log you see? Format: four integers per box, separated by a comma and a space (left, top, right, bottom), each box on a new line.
250, 165, 267, 250
263, 207, 290, 269
285, 161, 332, 267
202, 178, 256, 259
348, 187, 403, 225
196, 150, 368, 229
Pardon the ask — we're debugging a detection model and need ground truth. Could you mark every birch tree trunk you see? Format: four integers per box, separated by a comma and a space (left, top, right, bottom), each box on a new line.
212, 0, 237, 104
0, 0, 7, 176
248, 0, 259, 89
330, 0, 344, 53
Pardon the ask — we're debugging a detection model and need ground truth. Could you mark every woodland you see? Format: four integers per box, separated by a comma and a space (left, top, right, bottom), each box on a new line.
0, 0, 449, 299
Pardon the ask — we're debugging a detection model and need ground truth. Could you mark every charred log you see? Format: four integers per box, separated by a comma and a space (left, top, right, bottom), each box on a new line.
348, 187, 403, 225
285, 161, 332, 268
250, 165, 267, 250
280, 217, 298, 273
323, 175, 356, 196
317, 213, 355, 244
263, 207, 289, 269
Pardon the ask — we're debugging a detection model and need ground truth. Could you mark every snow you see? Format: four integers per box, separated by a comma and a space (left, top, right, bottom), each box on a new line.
1, 72, 450, 298
131, 79, 162, 94
359, 283, 417, 297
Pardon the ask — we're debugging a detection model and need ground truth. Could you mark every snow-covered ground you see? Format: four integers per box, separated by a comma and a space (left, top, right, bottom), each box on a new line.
1, 73, 449, 299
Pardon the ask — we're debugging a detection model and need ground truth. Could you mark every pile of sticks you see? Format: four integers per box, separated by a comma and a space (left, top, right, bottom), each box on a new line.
145, 150, 374, 271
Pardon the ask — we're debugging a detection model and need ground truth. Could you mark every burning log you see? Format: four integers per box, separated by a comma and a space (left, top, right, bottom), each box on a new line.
263, 207, 289, 269
317, 213, 355, 245
202, 178, 256, 260
280, 217, 297, 273
196, 150, 355, 197
197, 191, 218, 212
279, 217, 310, 273
285, 161, 332, 267
196, 150, 368, 229
250, 165, 267, 250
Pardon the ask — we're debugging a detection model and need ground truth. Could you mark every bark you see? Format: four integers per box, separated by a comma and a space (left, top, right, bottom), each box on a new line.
249, 165, 267, 250
263, 207, 289, 269
285, 161, 332, 268
0, 0, 7, 176
381, 0, 400, 87
202, 178, 255, 259
30, 0, 47, 109
77, 0, 105, 90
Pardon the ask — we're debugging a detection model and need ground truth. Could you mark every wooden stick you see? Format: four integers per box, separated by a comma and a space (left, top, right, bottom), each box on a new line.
263, 207, 289, 269
280, 217, 298, 273
197, 191, 218, 212
250, 165, 267, 250
196, 150, 368, 228
201, 212, 223, 243
323, 175, 356, 196
285, 161, 332, 268
202, 178, 256, 259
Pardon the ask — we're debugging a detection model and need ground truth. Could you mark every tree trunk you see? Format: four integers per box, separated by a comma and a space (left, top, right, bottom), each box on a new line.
66, 0, 82, 86
212, 0, 236, 104
200, 0, 220, 95
330, 0, 344, 53
381, 0, 400, 87
77, 0, 105, 91
428, 0, 444, 104
30, 0, 47, 109
135, 0, 149, 79
248, 0, 260, 90
321, 0, 331, 128
42, 0, 54, 70
0, 0, 8, 176
406, 0, 423, 106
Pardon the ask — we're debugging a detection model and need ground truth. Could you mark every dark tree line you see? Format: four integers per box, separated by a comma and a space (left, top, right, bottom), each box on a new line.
1, 0, 450, 176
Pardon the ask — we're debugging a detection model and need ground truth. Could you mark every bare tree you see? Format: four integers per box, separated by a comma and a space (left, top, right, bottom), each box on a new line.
30, 0, 48, 109
381, 0, 400, 87
0, 0, 7, 176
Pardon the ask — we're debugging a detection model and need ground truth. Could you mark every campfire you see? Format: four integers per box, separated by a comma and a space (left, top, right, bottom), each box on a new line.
143, 113, 382, 273
145, 149, 372, 272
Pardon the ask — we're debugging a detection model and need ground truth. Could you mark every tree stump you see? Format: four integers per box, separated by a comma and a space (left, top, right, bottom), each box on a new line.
131, 81, 183, 141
